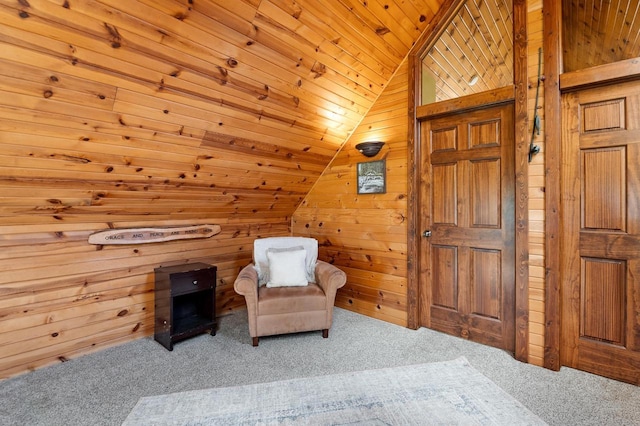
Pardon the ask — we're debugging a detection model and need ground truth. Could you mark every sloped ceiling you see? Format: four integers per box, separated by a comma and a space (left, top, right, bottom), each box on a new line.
4, 0, 638, 226
0, 0, 444, 225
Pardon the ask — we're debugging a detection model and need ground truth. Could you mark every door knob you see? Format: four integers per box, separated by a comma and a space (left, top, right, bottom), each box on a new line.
422, 230, 432, 237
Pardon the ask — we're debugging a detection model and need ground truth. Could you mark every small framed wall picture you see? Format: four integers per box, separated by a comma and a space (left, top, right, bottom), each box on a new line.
357, 159, 386, 194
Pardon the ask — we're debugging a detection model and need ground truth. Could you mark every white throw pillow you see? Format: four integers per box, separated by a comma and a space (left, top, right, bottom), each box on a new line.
253, 237, 318, 286
255, 245, 303, 286
266, 247, 308, 288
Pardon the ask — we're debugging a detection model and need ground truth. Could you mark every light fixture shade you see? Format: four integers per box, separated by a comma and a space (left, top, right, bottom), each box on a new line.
355, 141, 385, 157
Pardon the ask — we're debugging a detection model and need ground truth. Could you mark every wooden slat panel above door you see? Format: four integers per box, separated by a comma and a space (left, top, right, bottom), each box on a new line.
563, 0, 640, 72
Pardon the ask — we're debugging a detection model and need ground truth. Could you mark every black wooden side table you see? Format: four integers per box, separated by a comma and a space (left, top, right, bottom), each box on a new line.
154, 262, 216, 351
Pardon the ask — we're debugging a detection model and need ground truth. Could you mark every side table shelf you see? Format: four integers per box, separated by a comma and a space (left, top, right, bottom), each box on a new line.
154, 262, 217, 351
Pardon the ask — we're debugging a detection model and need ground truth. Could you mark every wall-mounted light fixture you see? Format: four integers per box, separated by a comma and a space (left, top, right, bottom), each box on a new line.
355, 141, 385, 157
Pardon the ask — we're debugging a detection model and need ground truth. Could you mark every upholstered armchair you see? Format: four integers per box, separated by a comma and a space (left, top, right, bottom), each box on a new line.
233, 237, 347, 346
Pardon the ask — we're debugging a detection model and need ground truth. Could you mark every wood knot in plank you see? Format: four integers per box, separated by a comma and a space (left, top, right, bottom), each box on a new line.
375, 27, 390, 36
226, 57, 238, 67
104, 23, 122, 48
258, 85, 269, 100
217, 66, 228, 84
311, 62, 326, 79
292, 4, 302, 19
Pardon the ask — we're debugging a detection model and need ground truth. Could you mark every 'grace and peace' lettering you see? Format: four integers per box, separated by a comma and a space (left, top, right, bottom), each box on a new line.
88, 224, 221, 245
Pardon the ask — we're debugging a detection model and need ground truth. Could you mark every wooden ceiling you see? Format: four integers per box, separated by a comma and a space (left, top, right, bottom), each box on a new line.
0, 0, 450, 227
3, 0, 636, 227
0, 0, 445, 146
421, 0, 514, 101
563, 0, 640, 72
0, 0, 447, 225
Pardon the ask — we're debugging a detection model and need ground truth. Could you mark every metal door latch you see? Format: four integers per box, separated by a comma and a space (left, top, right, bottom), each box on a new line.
422, 230, 432, 237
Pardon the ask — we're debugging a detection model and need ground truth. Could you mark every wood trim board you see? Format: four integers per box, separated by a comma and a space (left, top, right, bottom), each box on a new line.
542, 0, 562, 371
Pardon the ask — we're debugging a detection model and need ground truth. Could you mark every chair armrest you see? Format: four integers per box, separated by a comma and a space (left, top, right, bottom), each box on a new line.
315, 260, 347, 303
234, 264, 259, 299
234, 264, 260, 338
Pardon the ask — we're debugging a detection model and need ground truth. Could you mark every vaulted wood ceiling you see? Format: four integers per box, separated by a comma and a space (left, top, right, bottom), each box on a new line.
2, 0, 639, 226
0, 0, 446, 224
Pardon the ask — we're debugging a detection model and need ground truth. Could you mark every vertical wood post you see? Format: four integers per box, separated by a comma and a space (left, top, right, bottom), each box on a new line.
543, 0, 563, 371
513, 0, 530, 363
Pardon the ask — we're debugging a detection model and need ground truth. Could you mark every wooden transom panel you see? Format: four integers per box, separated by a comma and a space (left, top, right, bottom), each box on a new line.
420, 0, 513, 101
563, 0, 640, 72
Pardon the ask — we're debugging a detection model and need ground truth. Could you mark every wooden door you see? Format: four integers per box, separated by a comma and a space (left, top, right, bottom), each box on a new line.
419, 102, 515, 352
561, 80, 640, 385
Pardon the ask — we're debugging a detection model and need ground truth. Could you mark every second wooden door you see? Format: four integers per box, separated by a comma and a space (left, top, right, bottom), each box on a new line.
561, 80, 640, 385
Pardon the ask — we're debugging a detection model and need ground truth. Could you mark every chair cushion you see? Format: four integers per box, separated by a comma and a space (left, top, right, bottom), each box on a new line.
253, 237, 318, 286
266, 247, 308, 287
258, 283, 326, 315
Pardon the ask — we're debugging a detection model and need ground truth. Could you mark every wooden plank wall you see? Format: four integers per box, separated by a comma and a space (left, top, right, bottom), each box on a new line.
0, 0, 341, 378
293, 2, 548, 365
0, 219, 288, 378
293, 61, 410, 326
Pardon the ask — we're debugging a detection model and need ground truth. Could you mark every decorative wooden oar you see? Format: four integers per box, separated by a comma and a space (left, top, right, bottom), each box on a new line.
88, 224, 221, 245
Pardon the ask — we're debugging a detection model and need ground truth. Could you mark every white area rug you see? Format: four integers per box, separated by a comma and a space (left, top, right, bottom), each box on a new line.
122, 357, 546, 425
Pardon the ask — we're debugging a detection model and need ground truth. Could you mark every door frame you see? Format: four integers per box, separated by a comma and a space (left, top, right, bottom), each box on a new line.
406, 0, 530, 363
